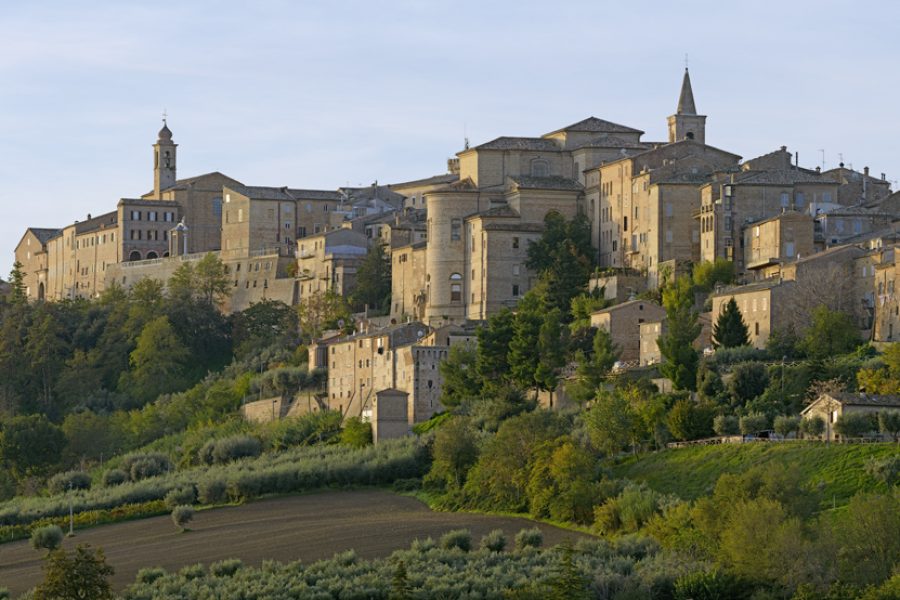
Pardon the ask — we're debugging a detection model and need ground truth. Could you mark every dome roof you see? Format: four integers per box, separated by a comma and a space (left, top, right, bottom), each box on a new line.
158, 122, 173, 142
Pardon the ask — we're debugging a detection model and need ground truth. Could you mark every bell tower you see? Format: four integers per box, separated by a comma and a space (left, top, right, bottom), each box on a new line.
667, 68, 706, 144
153, 115, 177, 197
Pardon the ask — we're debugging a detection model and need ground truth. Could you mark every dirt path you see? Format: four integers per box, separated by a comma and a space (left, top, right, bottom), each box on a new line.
0, 489, 591, 596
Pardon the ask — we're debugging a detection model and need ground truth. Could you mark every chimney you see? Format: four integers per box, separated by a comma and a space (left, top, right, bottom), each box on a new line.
864, 166, 870, 177
816, 166, 821, 173
882, 173, 887, 181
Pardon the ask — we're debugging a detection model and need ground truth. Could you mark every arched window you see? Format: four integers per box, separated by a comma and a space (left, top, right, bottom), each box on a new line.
146, 251, 158, 260
686, 132, 695, 140
38, 282, 45, 301
450, 273, 462, 302
129, 250, 142, 261
531, 159, 550, 177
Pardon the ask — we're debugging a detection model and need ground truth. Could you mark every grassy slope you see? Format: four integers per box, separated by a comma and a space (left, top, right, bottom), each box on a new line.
610, 442, 899, 507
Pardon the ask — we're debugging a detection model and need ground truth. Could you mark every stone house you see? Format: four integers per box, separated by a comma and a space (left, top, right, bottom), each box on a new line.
590, 299, 666, 362
710, 280, 796, 349
296, 228, 369, 301
801, 392, 900, 441
742, 211, 814, 281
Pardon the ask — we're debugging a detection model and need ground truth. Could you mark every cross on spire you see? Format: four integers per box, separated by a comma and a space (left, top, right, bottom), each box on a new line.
162, 108, 168, 125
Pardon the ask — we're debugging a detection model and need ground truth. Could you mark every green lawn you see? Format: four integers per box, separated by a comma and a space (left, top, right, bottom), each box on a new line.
610, 442, 899, 507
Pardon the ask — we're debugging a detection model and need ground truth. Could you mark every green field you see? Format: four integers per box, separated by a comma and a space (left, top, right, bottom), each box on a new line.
610, 441, 899, 507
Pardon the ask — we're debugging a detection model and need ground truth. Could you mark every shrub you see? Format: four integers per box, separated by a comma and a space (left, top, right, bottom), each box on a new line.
595, 484, 665, 535
102, 468, 128, 487
0, 587, 8, 600
773, 415, 801, 438
210, 558, 243, 577
411, 537, 436, 553
800, 416, 825, 439
879, 411, 900, 441
728, 362, 769, 406
164, 485, 197, 509
712, 345, 768, 366
135, 566, 167, 584
30, 524, 63, 552
515, 527, 543, 550
480, 529, 506, 553
212, 435, 262, 464
713, 415, 739, 436
340, 417, 373, 448
440, 528, 472, 551
739, 412, 769, 436
674, 569, 748, 600
171, 505, 194, 532
179, 563, 205, 580
835, 413, 878, 439
197, 478, 227, 505
47, 471, 92, 495
121, 453, 172, 481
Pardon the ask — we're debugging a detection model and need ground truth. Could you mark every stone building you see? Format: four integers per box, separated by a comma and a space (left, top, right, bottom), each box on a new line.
801, 392, 900, 441
698, 147, 839, 272
16, 123, 239, 301
710, 280, 797, 348
296, 227, 369, 301
590, 299, 666, 362
742, 211, 814, 280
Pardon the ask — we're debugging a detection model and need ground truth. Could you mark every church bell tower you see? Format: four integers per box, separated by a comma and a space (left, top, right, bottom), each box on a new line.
153, 117, 177, 197
667, 68, 706, 144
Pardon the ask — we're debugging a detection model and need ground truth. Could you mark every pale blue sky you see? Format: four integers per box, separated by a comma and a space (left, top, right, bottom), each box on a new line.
2, 0, 898, 276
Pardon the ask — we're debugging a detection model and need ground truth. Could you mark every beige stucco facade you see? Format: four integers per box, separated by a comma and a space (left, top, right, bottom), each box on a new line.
590, 299, 666, 363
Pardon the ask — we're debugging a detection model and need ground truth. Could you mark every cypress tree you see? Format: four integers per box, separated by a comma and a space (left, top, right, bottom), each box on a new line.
712, 297, 750, 348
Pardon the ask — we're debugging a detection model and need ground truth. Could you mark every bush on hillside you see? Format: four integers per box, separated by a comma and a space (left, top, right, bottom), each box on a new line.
30, 524, 63, 552
164, 486, 197, 509
713, 415, 739, 436
480, 529, 506, 553
515, 527, 543, 550
773, 415, 801, 438
197, 478, 227, 505
171, 505, 194, 532
209, 558, 243, 577
439, 529, 471, 552
102, 469, 128, 487
121, 453, 172, 482
835, 413, 878, 439
47, 471, 92, 495
800, 416, 825, 439
739, 413, 769, 436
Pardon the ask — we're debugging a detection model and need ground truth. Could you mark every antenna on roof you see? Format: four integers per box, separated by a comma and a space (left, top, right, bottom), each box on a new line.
818, 149, 826, 171
464, 122, 470, 150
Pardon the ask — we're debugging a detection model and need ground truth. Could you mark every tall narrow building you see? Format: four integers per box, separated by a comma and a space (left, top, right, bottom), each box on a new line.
152, 121, 177, 197
667, 68, 707, 144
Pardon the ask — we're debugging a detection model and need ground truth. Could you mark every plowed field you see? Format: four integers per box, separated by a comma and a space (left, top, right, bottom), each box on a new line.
0, 489, 590, 595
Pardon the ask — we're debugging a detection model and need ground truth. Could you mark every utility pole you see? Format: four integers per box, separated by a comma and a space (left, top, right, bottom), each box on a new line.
67, 482, 75, 537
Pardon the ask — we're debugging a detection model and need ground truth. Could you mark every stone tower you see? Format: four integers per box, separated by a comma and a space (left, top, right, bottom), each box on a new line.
153, 120, 177, 196
667, 68, 706, 144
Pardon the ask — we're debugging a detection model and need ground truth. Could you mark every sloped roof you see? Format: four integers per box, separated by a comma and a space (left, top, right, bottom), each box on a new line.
732, 169, 833, 186
572, 135, 649, 151
388, 173, 459, 189
508, 175, 583, 191
545, 116, 644, 136
28, 228, 61, 244
677, 68, 698, 115
803, 392, 900, 415
473, 137, 561, 151
231, 185, 343, 201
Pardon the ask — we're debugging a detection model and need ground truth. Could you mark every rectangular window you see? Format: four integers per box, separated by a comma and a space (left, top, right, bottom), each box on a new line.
512, 284, 520, 296
785, 242, 795, 257
450, 218, 461, 241
512, 237, 519, 249
666, 230, 673, 243
450, 284, 461, 302
780, 192, 790, 208
795, 192, 805, 207
513, 265, 520, 276
149, 211, 157, 222
665, 203, 673, 217
624, 216, 628, 231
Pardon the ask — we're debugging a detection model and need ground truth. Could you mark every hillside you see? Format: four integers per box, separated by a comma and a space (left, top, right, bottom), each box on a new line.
610, 441, 899, 507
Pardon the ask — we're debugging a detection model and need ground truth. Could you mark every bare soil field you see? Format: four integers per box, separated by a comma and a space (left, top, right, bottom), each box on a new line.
0, 489, 591, 596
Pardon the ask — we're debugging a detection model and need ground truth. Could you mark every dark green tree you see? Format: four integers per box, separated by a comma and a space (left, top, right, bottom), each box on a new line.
667, 399, 715, 441
691, 258, 735, 292
193, 253, 231, 307
439, 343, 481, 409
340, 416, 373, 448
8, 261, 27, 304
566, 328, 618, 404
585, 390, 635, 456
476, 308, 515, 388
0, 414, 66, 478
508, 307, 543, 391
350, 242, 391, 314
535, 308, 566, 395
712, 298, 749, 348
232, 299, 299, 357
658, 277, 701, 390
33, 545, 114, 600
25, 307, 68, 412
526, 212, 595, 315
389, 560, 412, 600
122, 316, 190, 404
428, 416, 479, 489
727, 362, 769, 407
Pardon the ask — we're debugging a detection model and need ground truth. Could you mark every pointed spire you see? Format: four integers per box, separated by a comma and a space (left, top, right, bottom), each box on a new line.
677, 68, 697, 115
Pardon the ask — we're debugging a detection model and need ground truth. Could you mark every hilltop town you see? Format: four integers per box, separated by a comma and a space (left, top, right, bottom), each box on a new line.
13, 68, 900, 437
